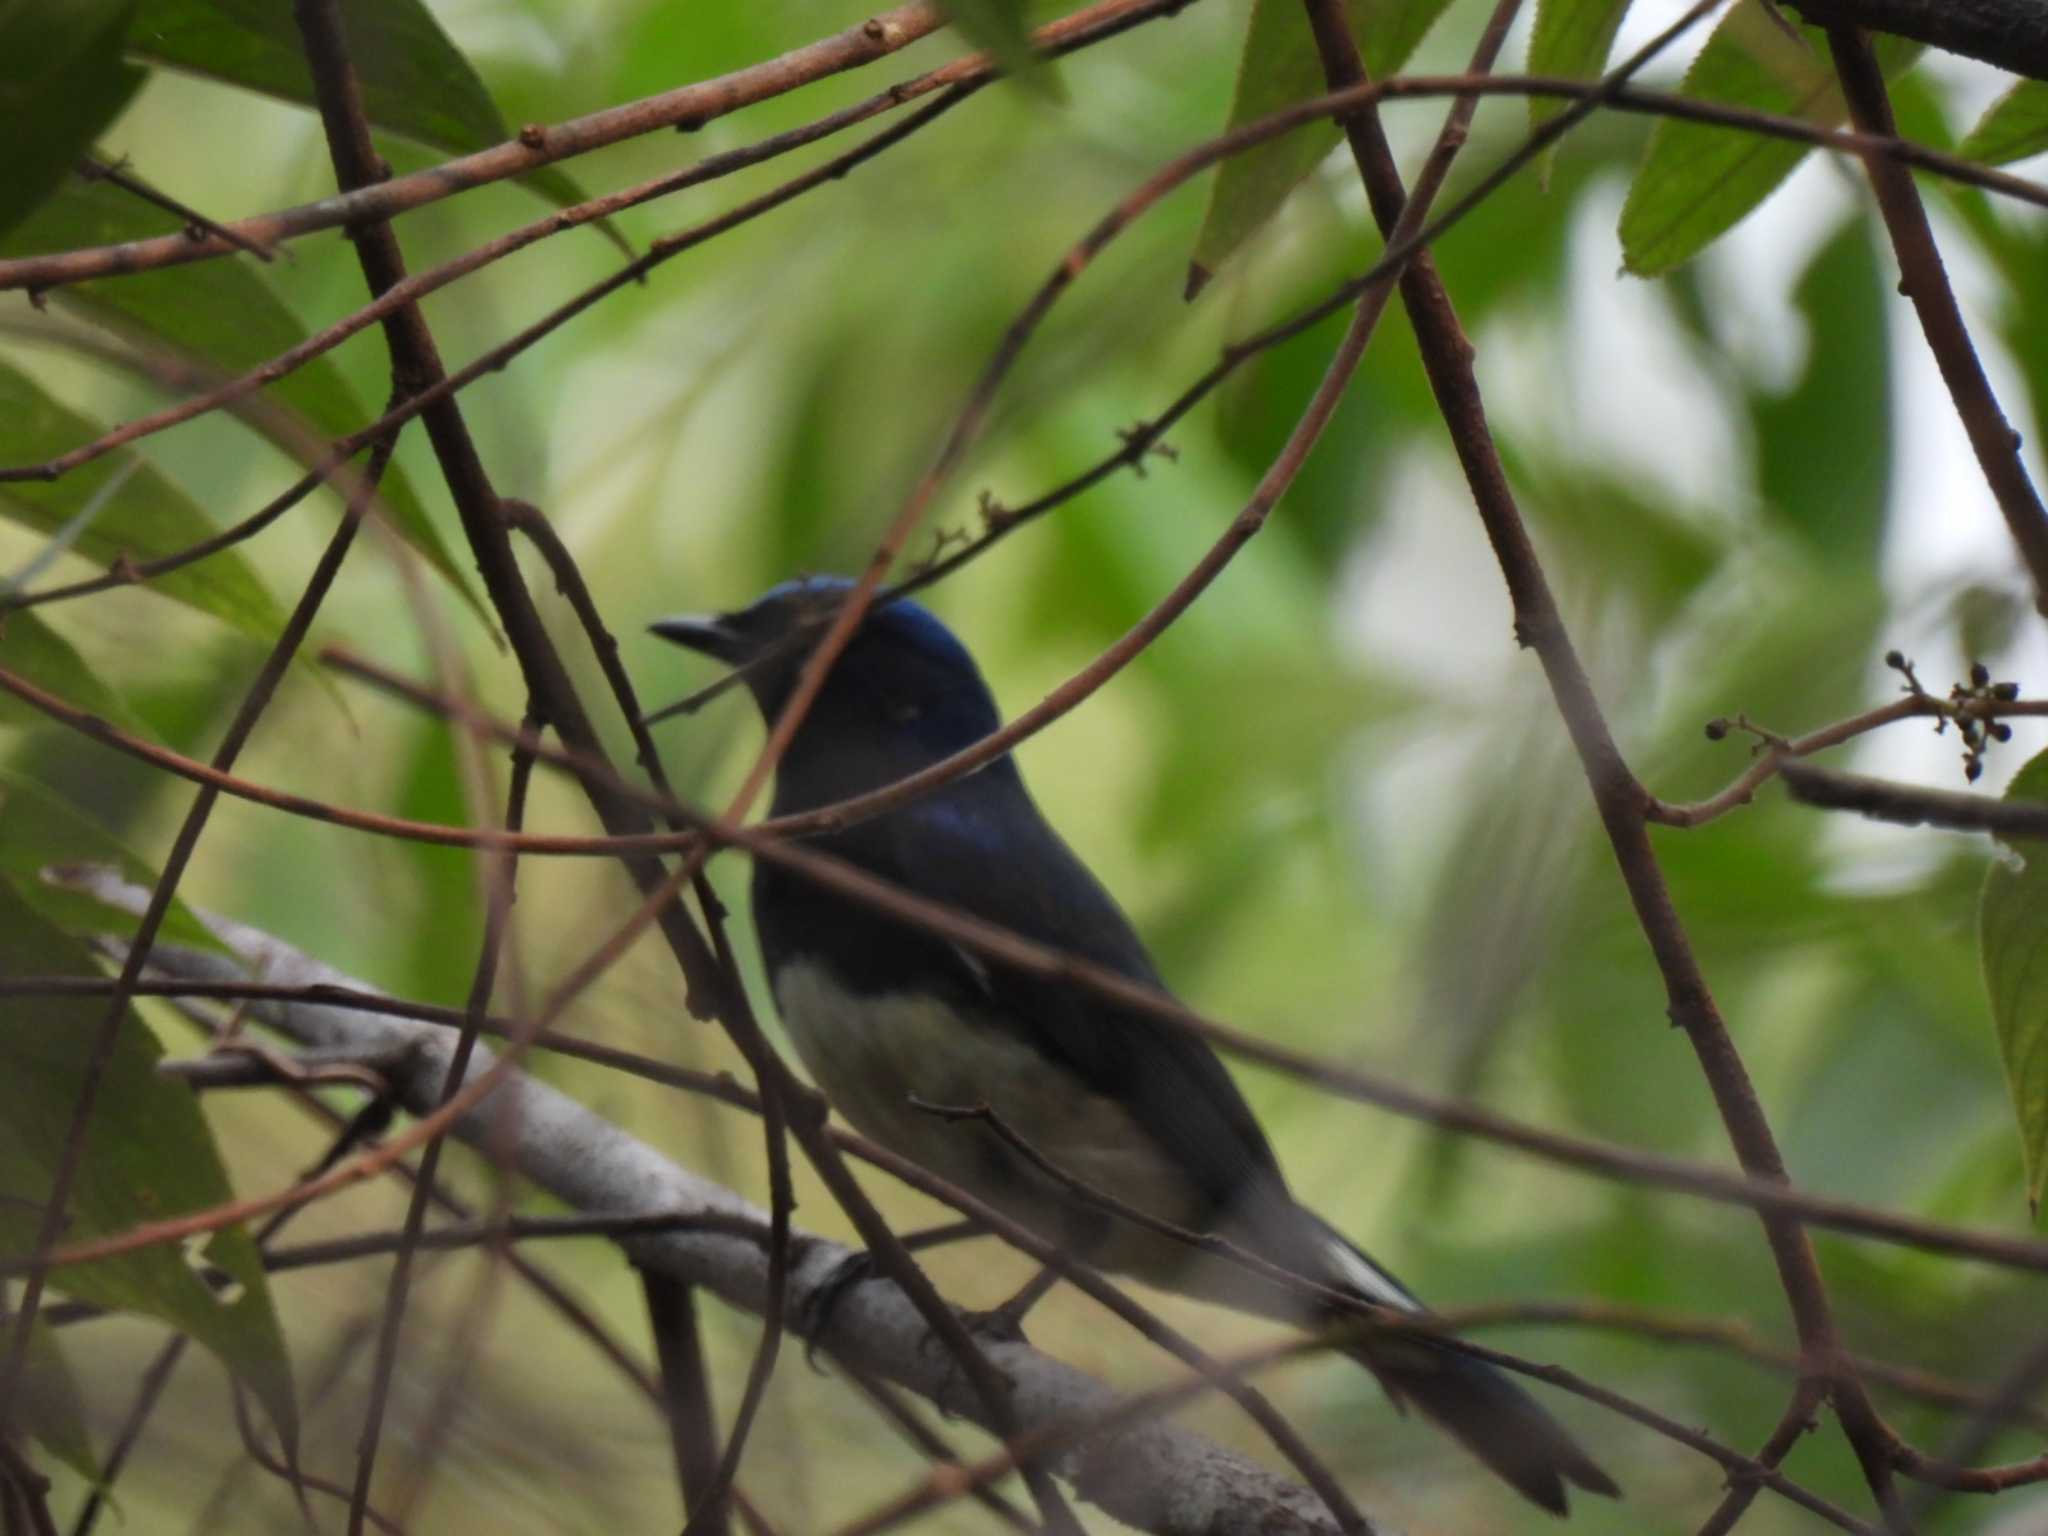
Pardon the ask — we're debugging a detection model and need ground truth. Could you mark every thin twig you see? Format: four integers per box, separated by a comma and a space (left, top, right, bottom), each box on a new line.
0, 5, 952, 292
74, 155, 277, 262
5, 0, 1187, 488
1299, 0, 1903, 1521
1827, 24, 2048, 615
0, 412, 405, 1422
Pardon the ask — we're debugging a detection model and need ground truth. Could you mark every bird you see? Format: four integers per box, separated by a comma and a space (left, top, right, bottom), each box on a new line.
651, 576, 1618, 1515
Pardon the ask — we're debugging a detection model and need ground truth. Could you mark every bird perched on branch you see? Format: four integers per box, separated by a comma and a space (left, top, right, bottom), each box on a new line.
652, 576, 1617, 1515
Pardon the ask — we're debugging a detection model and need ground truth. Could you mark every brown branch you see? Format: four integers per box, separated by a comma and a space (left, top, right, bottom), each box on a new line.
2, 0, 1186, 488
344, 698, 533, 1524
1780, 759, 2048, 837
642, 1277, 730, 1536
1827, 25, 2048, 617
284, 13, 544, 1521
66, 1333, 186, 1536
65, 631, 2048, 1285
0, 4, 951, 293
1451, 1299, 2048, 1435
1888, 1333, 2048, 1519
34, 955, 2048, 1279
1299, 0, 1907, 1524
270, 11, 1066, 1521
75, 155, 277, 262
0, 410, 405, 1425
11, 74, 2037, 540
132, 905, 1877, 1535
1788, 0, 2048, 79
829, 1323, 1876, 1536
1649, 694, 2048, 827
836, 1367, 1037, 1534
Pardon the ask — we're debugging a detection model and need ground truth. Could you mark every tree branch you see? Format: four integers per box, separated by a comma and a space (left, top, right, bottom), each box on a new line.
100, 887, 1387, 1536
1789, 0, 2048, 80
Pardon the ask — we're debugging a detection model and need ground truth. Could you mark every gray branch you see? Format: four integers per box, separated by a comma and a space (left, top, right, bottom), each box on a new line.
72, 869, 1376, 1536
1785, 0, 2048, 81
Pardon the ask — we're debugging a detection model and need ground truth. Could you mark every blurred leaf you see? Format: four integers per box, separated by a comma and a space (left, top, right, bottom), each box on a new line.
1217, 299, 1417, 564
1189, 0, 1454, 291
1514, 453, 1727, 626
0, 609, 140, 735
124, 0, 620, 249
0, 0, 144, 240
0, 769, 226, 954
391, 720, 486, 1003
1752, 214, 1889, 563
1958, 79, 2048, 167
0, 179, 482, 623
2, 1312, 98, 1482
1618, 2, 1916, 275
1786, 983, 2001, 1210
1527, 0, 1632, 134
0, 361, 284, 637
1979, 747, 2048, 1222
939, 0, 1061, 97
1411, 707, 1586, 1198
0, 881, 297, 1446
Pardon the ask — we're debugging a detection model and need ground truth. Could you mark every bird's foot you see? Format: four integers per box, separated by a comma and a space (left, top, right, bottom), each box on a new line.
801, 1249, 880, 1370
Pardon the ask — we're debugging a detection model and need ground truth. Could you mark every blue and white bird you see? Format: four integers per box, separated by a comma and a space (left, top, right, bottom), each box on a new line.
652, 577, 1616, 1515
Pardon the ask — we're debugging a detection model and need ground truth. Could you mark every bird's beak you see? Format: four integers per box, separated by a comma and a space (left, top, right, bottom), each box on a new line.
649, 613, 746, 664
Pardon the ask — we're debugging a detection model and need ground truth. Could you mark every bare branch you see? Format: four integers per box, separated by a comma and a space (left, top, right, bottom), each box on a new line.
1789, 0, 2048, 79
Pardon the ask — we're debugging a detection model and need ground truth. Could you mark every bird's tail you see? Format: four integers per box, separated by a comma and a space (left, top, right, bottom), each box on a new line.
1315, 1224, 1619, 1515
1352, 1334, 1619, 1515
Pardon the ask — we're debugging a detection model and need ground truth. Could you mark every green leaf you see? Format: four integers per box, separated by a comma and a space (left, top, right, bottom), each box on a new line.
0, 882, 297, 1446
0, 0, 145, 240
1980, 747, 2048, 1223
3, 1312, 98, 1482
939, 0, 1061, 96
0, 609, 140, 735
1527, 0, 1632, 132
1189, 0, 1455, 290
1958, 80, 2048, 167
1751, 214, 1889, 563
1618, 1, 1917, 275
0, 360, 285, 637
125, 0, 624, 252
0, 770, 226, 954
0, 179, 483, 624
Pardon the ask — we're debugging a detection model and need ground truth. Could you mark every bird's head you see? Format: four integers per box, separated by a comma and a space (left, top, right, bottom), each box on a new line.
650, 577, 1005, 772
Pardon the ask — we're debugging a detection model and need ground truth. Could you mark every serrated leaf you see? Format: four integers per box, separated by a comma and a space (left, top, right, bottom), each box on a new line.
1958, 79, 2048, 167
1189, 0, 1455, 290
0, 0, 145, 240
1618, 1, 1917, 276
0, 179, 483, 624
3, 1313, 98, 1482
0, 770, 227, 954
1527, 0, 1632, 134
0, 361, 284, 637
940, 0, 1061, 96
0, 881, 297, 1446
126, 0, 625, 253
1979, 747, 2048, 1222
0, 609, 140, 736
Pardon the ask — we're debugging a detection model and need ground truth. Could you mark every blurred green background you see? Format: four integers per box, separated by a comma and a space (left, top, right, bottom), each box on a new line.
6, 0, 2048, 1531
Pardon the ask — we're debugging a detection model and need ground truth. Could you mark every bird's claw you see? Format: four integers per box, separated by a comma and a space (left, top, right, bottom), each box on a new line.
801, 1249, 880, 1370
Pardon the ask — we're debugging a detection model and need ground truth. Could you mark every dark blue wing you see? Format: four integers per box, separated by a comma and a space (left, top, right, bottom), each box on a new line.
863, 772, 1291, 1222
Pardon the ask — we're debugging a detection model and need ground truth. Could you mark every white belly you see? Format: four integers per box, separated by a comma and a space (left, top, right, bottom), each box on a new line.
771, 959, 1370, 1321
771, 959, 1208, 1269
